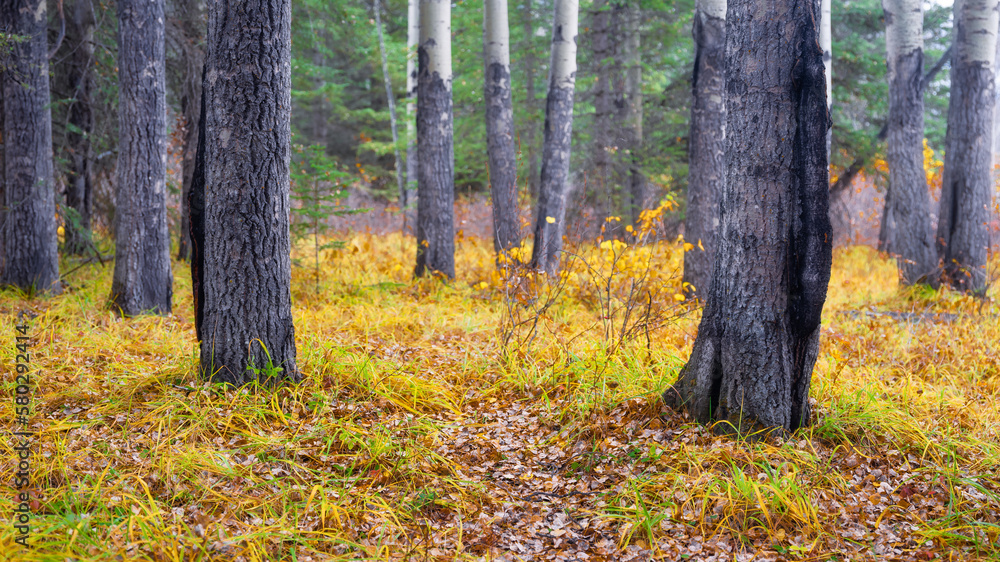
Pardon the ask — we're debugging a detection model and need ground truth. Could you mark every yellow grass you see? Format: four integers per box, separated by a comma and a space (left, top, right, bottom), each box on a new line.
1, 231, 999, 561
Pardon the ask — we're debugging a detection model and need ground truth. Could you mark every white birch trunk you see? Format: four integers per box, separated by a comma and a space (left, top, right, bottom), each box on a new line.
415, 0, 456, 277
821, 0, 832, 155
484, 0, 521, 254
404, 0, 419, 213
529, 0, 579, 274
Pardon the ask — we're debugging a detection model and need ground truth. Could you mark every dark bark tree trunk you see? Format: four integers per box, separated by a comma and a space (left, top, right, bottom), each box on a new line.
415, 0, 455, 278
175, 0, 204, 262
590, 0, 616, 227
200, 0, 298, 383
530, 0, 578, 275
881, 0, 939, 286
681, 0, 726, 300
663, 0, 832, 434
1, 0, 61, 294
110, 0, 172, 316
622, 0, 646, 227
485, 0, 521, 256
521, 0, 540, 200
190, 66, 207, 343
63, 0, 95, 256
936, 0, 997, 295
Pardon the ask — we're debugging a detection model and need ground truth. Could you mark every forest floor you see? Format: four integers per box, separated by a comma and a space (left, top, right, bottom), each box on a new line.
1, 228, 999, 561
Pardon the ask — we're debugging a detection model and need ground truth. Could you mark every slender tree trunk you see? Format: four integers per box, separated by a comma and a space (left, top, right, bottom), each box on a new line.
405, 0, 419, 214
415, 0, 455, 278
529, 0, 578, 274
110, 0, 172, 315
590, 0, 615, 226
485, 0, 521, 255
882, 0, 939, 286
664, 0, 832, 434
374, 0, 405, 206
176, 0, 204, 262
937, 0, 998, 294
1, 0, 61, 294
821, 0, 832, 157
64, 0, 95, 256
200, 0, 298, 382
623, 0, 645, 226
521, 0, 540, 200
190, 66, 207, 343
681, 0, 726, 300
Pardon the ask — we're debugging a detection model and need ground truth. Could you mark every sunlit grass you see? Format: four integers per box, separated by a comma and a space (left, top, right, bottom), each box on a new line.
0, 231, 998, 560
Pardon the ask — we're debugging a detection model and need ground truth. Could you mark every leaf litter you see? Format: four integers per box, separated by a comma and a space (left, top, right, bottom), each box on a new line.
0, 234, 999, 561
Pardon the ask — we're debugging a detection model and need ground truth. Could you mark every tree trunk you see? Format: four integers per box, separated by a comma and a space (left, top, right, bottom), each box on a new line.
882, 0, 939, 286
590, 0, 616, 227
663, 0, 832, 434
1, 0, 61, 294
485, 0, 521, 256
176, 0, 204, 262
529, 0, 578, 275
681, 0, 726, 300
821, 0, 832, 157
190, 66, 207, 343
63, 0, 95, 256
622, 0, 646, 226
110, 0, 172, 316
415, 0, 455, 278
405, 0, 419, 215
521, 0, 540, 200
937, 0, 998, 294
200, 0, 298, 383
374, 0, 406, 208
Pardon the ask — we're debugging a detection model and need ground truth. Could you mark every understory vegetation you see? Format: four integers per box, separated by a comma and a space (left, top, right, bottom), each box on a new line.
1, 229, 999, 561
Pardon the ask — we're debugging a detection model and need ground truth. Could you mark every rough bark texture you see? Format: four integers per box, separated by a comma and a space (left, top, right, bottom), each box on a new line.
174, 0, 204, 261
682, 0, 726, 300
110, 0, 172, 316
530, 0, 578, 275
485, 0, 521, 255
882, 0, 939, 286
63, 0, 95, 255
201, 0, 298, 383
663, 0, 832, 434
415, 0, 455, 278
937, 0, 997, 294
1, 0, 61, 294
590, 0, 616, 224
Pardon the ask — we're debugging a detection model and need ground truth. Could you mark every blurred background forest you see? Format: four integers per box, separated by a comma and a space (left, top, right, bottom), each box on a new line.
47, 0, 963, 249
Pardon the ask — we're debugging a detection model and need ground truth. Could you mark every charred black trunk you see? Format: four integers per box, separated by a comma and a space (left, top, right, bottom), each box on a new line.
664, 0, 832, 434
682, 4, 726, 300
415, 47, 456, 278
1, 0, 61, 294
190, 65, 207, 341
200, 0, 298, 383
110, 0, 172, 316
485, 61, 521, 256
